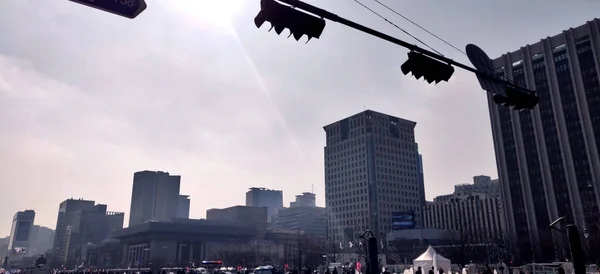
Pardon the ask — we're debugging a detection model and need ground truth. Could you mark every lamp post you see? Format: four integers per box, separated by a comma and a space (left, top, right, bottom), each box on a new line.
549, 217, 585, 274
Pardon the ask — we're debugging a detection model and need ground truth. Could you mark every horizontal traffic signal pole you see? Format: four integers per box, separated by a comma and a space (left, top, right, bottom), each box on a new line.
273, 0, 536, 94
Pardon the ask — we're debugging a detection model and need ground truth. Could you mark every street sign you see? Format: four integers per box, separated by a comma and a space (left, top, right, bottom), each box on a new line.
465, 44, 504, 95
68, 0, 147, 19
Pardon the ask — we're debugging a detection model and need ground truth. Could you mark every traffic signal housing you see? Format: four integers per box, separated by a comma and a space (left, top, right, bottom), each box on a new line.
492, 86, 539, 110
254, 0, 326, 42
401, 51, 455, 84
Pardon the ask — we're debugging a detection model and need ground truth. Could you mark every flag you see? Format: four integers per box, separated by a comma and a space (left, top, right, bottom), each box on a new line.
349, 241, 353, 248
380, 239, 384, 249
339, 242, 343, 249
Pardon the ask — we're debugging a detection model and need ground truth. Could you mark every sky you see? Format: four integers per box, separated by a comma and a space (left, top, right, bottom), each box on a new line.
0, 0, 598, 236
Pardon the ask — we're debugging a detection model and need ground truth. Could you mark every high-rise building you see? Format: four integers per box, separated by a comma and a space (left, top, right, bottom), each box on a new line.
423, 176, 506, 244
487, 19, 600, 262
324, 110, 423, 242
27, 225, 55, 255
178, 195, 191, 219
129, 170, 181, 226
7, 210, 35, 255
290, 192, 316, 208
53, 198, 96, 264
272, 193, 327, 238
245, 187, 283, 223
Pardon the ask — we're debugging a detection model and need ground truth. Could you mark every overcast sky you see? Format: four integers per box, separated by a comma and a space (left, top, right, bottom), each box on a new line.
0, 0, 598, 236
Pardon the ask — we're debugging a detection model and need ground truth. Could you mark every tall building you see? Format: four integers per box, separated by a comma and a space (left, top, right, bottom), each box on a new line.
423, 176, 506, 244
67, 205, 124, 264
245, 187, 283, 223
454, 175, 500, 197
487, 19, 600, 262
324, 110, 423, 242
178, 195, 191, 219
27, 225, 55, 255
272, 193, 327, 238
129, 170, 181, 227
7, 210, 35, 255
290, 192, 316, 208
53, 198, 96, 264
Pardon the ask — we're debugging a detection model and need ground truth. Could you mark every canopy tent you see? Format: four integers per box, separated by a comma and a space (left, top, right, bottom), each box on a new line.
413, 246, 452, 273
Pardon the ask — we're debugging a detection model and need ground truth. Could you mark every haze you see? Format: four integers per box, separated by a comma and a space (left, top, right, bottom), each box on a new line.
0, 0, 598, 236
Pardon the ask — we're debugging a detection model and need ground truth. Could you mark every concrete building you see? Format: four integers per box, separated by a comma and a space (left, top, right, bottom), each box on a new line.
245, 187, 283, 223
486, 19, 600, 262
454, 175, 500, 197
178, 195, 190, 219
290, 192, 316, 208
206, 206, 268, 233
27, 225, 55, 255
64, 205, 125, 265
423, 192, 506, 243
324, 110, 424, 242
53, 198, 96, 264
7, 210, 35, 256
129, 171, 181, 226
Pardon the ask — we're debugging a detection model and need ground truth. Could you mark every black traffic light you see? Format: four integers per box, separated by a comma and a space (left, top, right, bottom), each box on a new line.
254, 0, 326, 42
401, 51, 455, 84
492, 86, 539, 110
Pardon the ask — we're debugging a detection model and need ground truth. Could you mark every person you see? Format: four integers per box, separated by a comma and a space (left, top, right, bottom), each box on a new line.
429, 267, 435, 274
333, 267, 338, 274
484, 264, 492, 274
438, 268, 444, 274
557, 265, 565, 274
416, 267, 422, 274
383, 269, 391, 274
325, 268, 331, 274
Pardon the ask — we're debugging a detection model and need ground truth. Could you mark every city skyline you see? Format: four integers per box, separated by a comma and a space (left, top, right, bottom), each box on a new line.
1, 0, 598, 236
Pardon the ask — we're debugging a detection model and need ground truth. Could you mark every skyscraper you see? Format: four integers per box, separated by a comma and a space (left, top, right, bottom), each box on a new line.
7, 210, 35, 255
487, 19, 600, 262
53, 198, 96, 264
324, 110, 423, 242
129, 170, 181, 226
178, 195, 191, 219
245, 187, 283, 223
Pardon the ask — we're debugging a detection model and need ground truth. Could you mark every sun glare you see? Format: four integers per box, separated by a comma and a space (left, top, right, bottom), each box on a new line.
169, 0, 245, 26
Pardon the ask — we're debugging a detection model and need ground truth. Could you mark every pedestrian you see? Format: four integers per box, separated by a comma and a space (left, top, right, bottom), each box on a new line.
429, 267, 435, 274
416, 267, 422, 274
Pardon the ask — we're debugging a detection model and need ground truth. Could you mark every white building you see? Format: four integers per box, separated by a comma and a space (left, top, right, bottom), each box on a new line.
324, 110, 424, 242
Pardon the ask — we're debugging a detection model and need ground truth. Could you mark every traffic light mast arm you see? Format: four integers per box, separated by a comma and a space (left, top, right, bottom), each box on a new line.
278, 0, 531, 92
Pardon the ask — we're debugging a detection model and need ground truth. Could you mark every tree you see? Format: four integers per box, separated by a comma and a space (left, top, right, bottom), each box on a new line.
321, 237, 344, 263
386, 244, 420, 265
442, 224, 479, 267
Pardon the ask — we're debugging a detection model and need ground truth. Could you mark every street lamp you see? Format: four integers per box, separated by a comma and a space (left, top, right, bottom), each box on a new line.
549, 217, 585, 274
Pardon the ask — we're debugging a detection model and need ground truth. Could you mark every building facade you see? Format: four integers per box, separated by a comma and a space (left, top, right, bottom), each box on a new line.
178, 195, 191, 219
324, 110, 424, 242
53, 198, 96, 264
7, 210, 35, 255
206, 205, 268, 234
129, 171, 182, 227
290, 192, 316, 208
27, 225, 55, 256
423, 192, 506, 243
245, 187, 283, 223
487, 19, 600, 262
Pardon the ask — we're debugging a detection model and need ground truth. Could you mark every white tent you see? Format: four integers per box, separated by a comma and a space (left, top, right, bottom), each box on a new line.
412, 246, 452, 274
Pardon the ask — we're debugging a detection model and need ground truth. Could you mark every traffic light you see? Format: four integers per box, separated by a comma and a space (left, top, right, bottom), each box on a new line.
254, 0, 326, 42
401, 51, 455, 84
492, 86, 539, 110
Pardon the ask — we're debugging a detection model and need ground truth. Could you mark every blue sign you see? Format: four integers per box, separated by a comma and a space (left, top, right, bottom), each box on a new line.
391, 210, 416, 230
69, 0, 147, 19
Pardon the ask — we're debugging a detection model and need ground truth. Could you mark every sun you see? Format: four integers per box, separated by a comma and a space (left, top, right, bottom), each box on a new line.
169, 0, 245, 26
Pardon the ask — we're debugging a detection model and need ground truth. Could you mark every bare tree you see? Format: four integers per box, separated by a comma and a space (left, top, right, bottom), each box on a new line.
320, 237, 344, 263
442, 225, 478, 267
386, 244, 420, 265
